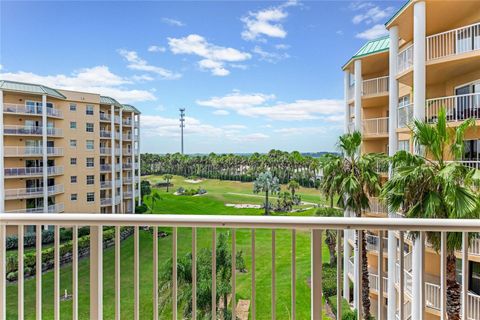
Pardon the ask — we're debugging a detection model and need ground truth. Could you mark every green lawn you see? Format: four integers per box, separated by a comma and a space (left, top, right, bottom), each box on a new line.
7, 175, 336, 319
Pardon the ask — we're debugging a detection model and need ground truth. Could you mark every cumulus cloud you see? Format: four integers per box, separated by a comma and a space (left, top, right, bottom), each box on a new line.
355, 24, 388, 40
274, 127, 328, 135
0, 66, 156, 103
241, 0, 298, 41
351, 3, 395, 25
197, 91, 343, 121
161, 17, 185, 27
118, 49, 181, 80
168, 34, 251, 76
148, 45, 166, 53
213, 110, 230, 116
252, 46, 290, 63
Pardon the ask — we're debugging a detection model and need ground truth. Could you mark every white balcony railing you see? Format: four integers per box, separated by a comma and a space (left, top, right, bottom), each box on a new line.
3, 126, 63, 137
362, 76, 389, 97
397, 44, 413, 74
100, 147, 111, 155
100, 130, 111, 138
426, 92, 480, 123
347, 85, 354, 100
123, 118, 132, 126
100, 164, 112, 172
3, 103, 63, 118
123, 148, 132, 155
398, 103, 414, 128
5, 203, 65, 214
362, 117, 389, 137
123, 133, 132, 140
427, 22, 480, 61
100, 198, 112, 206
1, 215, 480, 320
3, 146, 63, 157
100, 114, 111, 121
364, 197, 388, 215
100, 181, 112, 189
4, 184, 64, 200
4, 166, 64, 177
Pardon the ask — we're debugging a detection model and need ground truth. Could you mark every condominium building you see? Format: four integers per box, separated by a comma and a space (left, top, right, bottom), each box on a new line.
0, 80, 141, 231
342, 1, 480, 319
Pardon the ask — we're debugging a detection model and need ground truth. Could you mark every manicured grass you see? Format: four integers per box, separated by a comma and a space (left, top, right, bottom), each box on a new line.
7, 176, 335, 319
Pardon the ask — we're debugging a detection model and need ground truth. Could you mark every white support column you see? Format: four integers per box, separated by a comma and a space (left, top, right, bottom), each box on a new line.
136, 114, 141, 205
343, 210, 351, 301
354, 59, 362, 132
413, 1, 426, 123
119, 108, 123, 213
412, 232, 425, 320
42, 94, 48, 212
131, 111, 135, 212
110, 105, 116, 214
0, 90, 4, 214
90, 226, 103, 319
387, 25, 399, 320
344, 71, 350, 133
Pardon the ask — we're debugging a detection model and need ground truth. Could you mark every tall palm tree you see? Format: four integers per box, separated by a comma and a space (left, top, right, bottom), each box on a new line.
381, 109, 479, 320
319, 154, 343, 208
145, 192, 162, 213
287, 179, 300, 197
163, 174, 173, 192
253, 171, 280, 215
329, 131, 383, 319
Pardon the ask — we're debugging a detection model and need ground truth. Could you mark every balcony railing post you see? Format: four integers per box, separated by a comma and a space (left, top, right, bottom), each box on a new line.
311, 229, 322, 320
0, 224, 4, 320
336, 230, 342, 320
440, 232, 447, 320
90, 226, 103, 319
378, 230, 384, 320
291, 229, 296, 320
462, 232, 469, 320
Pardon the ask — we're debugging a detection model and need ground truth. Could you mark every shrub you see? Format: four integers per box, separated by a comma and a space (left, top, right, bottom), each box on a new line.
322, 263, 338, 298
327, 295, 356, 320
198, 188, 207, 195
6, 271, 18, 282
135, 204, 148, 213
176, 187, 185, 195
314, 206, 342, 217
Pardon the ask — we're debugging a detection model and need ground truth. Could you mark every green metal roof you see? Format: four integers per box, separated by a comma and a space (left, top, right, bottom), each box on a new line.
100, 95, 123, 108
342, 36, 390, 70
0, 80, 66, 99
122, 104, 141, 114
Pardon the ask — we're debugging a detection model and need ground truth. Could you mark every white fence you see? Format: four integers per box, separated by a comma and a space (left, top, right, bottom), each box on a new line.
362, 117, 389, 136
426, 92, 480, 123
397, 44, 413, 74
398, 103, 413, 128
427, 22, 480, 61
362, 76, 389, 97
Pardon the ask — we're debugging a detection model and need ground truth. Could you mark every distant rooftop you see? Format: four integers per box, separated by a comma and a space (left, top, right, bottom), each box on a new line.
122, 104, 141, 114
0, 80, 66, 99
342, 36, 390, 69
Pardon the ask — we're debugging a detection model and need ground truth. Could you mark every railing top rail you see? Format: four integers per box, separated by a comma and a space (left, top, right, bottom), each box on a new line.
426, 91, 480, 102
363, 75, 389, 83
363, 117, 389, 122
398, 43, 413, 54
426, 21, 480, 39
2, 214, 480, 231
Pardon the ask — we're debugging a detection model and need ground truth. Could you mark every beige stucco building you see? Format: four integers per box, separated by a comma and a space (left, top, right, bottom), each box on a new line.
0, 80, 141, 230
342, 1, 480, 319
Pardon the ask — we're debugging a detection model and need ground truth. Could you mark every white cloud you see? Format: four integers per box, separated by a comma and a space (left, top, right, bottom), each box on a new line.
161, 17, 185, 27
352, 5, 394, 25
132, 74, 154, 82
118, 49, 181, 80
168, 34, 252, 76
148, 45, 166, 53
197, 91, 344, 121
275, 44, 290, 50
355, 24, 388, 40
252, 46, 290, 63
241, 0, 298, 41
0, 64, 3, 71
223, 124, 247, 130
213, 110, 230, 116
234, 133, 269, 142
274, 127, 328, 135
0, 66, 156, 103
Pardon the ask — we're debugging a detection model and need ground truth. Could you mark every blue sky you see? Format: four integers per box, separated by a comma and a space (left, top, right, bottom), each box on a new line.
1, 0, 403, 154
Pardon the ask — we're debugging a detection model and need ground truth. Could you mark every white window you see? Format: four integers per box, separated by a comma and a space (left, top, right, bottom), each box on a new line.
71, 194, 78, 201
70, 158, 77, 165
86, 175, 95, 185
86, 105, 94, 115
71, 176, 77, 183
70, 121, 77, 129
87, 192, 95, 202
70, 140, 77, 148
86, 123, 94, 133
86, 140, 94, 150
70, 103, 77, 111
86, 157, 94, 168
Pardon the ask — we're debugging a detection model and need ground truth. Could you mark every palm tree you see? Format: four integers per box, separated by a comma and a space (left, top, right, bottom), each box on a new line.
328, 131, 383, 319
253, 171, 280, 215
145, 192, 162, 213
319, 154, 343, 208
287, 179, 300, 197
381, 109, 479, 320
163, 174, 173, 192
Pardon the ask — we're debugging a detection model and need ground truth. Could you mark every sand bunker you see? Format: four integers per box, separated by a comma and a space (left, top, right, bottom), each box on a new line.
225, 203, 262, 209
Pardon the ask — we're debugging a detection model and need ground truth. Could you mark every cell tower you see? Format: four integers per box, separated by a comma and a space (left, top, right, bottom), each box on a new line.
179, 108, 185, 154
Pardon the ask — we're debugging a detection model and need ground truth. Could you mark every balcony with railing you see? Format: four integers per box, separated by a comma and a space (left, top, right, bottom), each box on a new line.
426, 92, 480, 123
123, 133, 132, 141
100, 164, 112, 172
100, 147, 111, 155
100, 113, 111, 122
123, 176, 133, 184
1, 215, 480, 320
123, 118, 132, 126
362, 76, 389, 97
397, 44, 413, 75
398, 103, 414, 128
3, 126, 63, 137
426, 22, 480, 61
100, 180, 112, 189
123, 148, 132, 155
100, 198, 113, 206
3, 103, 63, 118
100, 130, 112, 138
4, 166, 64, 178
363, 197, 388, 216
5, 203, 65, 214
4, 184, 64, 200
347, 85, 354, 101
362, 117, 389, 138
4, 146, 64, 157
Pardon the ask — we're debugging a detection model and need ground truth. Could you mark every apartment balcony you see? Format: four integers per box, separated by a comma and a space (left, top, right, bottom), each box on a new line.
123, 118, 132, 126
397, 103, 414, 128
426, 92, 480, 124
134, 163, 140, 170
123, 191, 133, 198
100, 130, 112, 138
123, 177, 132, 184
115, 164, 122, 171
5, 203, 65, 214
347, 85, 354, 101
114, 116, 121, 125
4, 184, 64, 200
362, 117, 389, 138
114, 132, 121, 140
3, 125, 63, 137
3, 146, 63, 157
445, 160, 480, 170
100, 114, 111, 122
4, 166, 64, 178
397, 44, 413, 75
362, 76, 389, 98
123, 163, 132, 169
100, 181, 112, 189
123, 133, 132, 141
123, 148, 132, 155
100, 164, 112, 172
3, 103, 63, 118
115, 148, 121, 156
2, 215, 479, 320
100, 198, 112, 206
134, 120, 139, 127
100, 147, 111, 155
363, 197, 388, 216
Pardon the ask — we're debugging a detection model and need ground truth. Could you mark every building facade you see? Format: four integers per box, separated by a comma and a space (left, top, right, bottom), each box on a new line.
342, 1, 480, 319
0, 81, 141, 231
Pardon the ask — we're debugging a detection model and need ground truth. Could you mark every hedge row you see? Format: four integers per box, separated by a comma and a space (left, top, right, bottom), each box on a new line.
6, 226, 133, 282
327, 295, 357, 320
6, 227, 91, 251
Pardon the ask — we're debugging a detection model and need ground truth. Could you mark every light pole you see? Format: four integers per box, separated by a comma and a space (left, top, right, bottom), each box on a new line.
179, 108, 185, 154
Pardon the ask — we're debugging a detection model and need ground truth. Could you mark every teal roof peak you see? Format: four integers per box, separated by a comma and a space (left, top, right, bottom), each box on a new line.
0, 80, 66, 99
122, 104, 141, 114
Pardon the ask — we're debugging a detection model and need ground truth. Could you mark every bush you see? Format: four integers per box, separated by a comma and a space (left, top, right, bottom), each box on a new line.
322, 263, 338, 298
198, 188, 207, 195
315, 206, 342, 217
327, 295, 356, 320
6, 271, 18, 282
176, 187, 185, 195
135, 204, 148, 213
